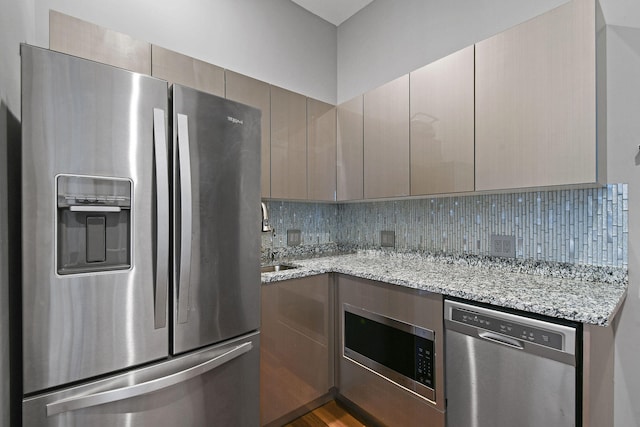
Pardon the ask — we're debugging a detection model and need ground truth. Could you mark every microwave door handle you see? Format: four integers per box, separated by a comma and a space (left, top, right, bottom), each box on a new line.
45, 342, 253, 416
176, 113, 192, 324
153, 108, 169, 329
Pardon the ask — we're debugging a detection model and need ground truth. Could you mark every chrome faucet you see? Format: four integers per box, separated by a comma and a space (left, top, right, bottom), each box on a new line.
261, 202, 273, 233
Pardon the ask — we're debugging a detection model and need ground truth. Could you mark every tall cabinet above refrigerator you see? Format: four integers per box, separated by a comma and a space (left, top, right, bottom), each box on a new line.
20, 44, 261, 426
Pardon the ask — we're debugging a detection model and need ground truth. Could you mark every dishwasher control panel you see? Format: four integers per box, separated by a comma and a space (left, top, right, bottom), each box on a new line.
451, 307, 563, 350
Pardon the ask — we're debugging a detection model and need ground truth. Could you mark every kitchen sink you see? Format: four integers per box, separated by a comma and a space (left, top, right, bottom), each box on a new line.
260, 264, 297, 273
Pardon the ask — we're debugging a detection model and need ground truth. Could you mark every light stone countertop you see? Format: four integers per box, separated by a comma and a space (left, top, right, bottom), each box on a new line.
260, 251, 627, 326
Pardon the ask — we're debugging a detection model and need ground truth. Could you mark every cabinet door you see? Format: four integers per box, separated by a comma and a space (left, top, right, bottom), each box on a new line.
225, 71, 271, 198
410, 46, 474, 195
151, 46, 224, 97
261, 275, 333, 425
49, 11, 151, 74
271, 86, 307, 200
475, 0, 596, 191
364, 75, 410, 199
337, 95, 364, 201
307, 99, 337, 201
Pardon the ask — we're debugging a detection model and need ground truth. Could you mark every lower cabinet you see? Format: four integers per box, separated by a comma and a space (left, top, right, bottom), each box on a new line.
260, 275, 334, 426
262, 273, 614, 427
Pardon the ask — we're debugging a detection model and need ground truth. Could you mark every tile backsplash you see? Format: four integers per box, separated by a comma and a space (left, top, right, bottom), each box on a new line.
263, 184, 628, 267
261, 201, 339, 257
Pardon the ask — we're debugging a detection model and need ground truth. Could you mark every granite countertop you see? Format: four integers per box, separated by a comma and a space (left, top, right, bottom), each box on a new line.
261, 250, 628, 326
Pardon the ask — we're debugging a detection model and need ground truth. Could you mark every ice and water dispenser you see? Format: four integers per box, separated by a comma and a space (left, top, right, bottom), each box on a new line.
56, 175, 132, 274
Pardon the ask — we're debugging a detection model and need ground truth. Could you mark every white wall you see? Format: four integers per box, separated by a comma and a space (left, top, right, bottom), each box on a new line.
337, 3, 640, 425
2, 2, 639, 427
337, 0, 568, 102
34, 0, 337, 104
0, 2, 334, 425
606, 24, 640, 427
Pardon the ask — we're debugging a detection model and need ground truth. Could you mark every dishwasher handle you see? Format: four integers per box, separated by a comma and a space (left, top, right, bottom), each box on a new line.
478, 331, 524, 350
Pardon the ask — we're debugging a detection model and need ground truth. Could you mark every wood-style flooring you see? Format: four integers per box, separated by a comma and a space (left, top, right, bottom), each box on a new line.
285, 401, 367, 427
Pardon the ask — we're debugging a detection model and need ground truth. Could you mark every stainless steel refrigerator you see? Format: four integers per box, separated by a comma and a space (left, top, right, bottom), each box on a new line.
20, 44, 261, 426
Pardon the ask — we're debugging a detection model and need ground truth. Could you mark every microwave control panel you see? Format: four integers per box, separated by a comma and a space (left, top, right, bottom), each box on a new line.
415, 336, 434, 389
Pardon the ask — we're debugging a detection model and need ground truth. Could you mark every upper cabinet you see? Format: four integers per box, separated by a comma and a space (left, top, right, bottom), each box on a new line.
364, 75, 410, 199
49, 11, 151, 74
51, 7, 603, 202
410, 46, 475, 195
225, 71, 271, 198
271, 86, 307, 200
475, 0, 602, 191
307, 99, 337, 201
151, 46, 224, 97
337, 95, 364, 201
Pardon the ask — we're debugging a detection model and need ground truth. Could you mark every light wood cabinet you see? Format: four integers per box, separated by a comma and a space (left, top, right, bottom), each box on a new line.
364, 74, 410, 199
271, 86, 307, 200
307, 99, 337, 201
49, 10, 151, 74
151, 46, 224, 97
337, 95, 364, 201
260, 275, 333, 426
410, 46, 474, 195
475, 0, 601, 191
225, 71, 271, 198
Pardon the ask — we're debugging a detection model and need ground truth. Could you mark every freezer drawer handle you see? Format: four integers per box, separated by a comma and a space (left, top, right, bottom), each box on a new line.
45, 341, 253, 417
176, 113, 192, 324
153, 108, 169, 329
478, 331, 524, 350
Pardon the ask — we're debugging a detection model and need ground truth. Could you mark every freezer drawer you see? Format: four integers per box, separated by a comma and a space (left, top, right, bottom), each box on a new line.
22, 333, 260, 427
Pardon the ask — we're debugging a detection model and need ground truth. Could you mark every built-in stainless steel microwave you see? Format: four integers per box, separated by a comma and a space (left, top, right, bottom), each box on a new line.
343, 303, 435, 402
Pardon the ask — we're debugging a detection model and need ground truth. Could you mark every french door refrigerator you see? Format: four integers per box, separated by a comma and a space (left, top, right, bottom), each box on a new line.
20, 44, 261, 426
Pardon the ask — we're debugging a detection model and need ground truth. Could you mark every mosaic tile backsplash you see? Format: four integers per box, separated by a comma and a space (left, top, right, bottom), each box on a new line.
263, 184, 628, 268
261, 201, 339, 258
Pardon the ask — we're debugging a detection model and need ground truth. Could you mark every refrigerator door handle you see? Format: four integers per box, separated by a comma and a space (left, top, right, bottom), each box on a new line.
45, 341, 253, 416
153, 108, 169, 329
176, 113, 192, 324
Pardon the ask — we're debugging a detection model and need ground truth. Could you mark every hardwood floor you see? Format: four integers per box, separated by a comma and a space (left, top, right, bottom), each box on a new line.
284, 401, 367, 427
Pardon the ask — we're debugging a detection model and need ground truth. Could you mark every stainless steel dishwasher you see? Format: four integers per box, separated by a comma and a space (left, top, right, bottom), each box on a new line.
444, 299, 579, 427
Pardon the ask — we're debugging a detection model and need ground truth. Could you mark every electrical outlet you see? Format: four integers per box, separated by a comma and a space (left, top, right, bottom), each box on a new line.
490, 234, 516, 258
380, 230, 395, 248
287, 229, 301, 246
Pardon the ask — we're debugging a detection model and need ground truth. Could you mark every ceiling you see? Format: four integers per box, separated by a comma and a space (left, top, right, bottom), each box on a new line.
600, 0, 640, 28
291, 0, 373, 26
293, 0, 640, 29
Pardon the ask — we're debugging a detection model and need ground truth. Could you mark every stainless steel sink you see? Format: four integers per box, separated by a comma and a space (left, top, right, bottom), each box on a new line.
260, 264, 297, 273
